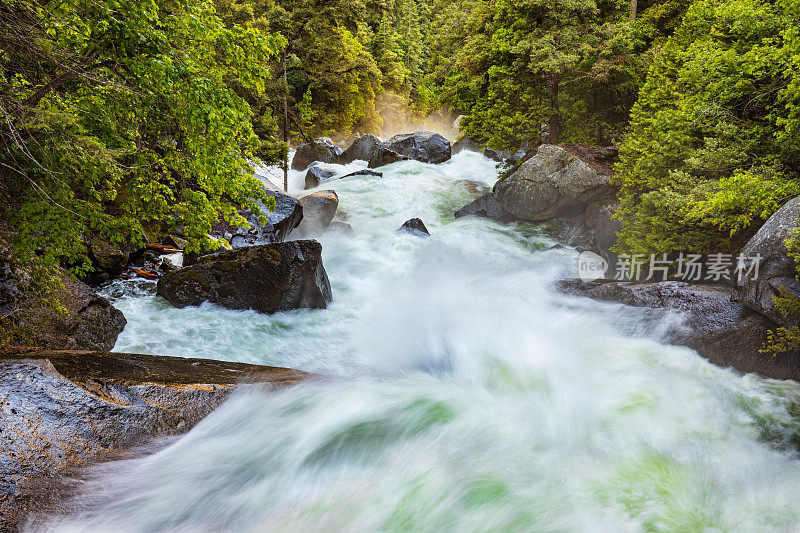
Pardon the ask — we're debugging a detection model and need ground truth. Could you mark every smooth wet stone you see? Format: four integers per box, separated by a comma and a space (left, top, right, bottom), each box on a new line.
158, 241, 332, 313
0, 346, 308, 531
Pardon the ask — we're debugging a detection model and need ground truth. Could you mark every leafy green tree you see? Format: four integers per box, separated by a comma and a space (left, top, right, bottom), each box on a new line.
613, 0, 800, 255
0, 0, 284, 274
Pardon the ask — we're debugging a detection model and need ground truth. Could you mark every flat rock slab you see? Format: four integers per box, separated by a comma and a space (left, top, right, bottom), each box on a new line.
0, 346, 309, 530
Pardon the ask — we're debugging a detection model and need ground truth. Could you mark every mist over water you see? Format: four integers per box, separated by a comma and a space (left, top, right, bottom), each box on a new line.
44, 153, 800, 531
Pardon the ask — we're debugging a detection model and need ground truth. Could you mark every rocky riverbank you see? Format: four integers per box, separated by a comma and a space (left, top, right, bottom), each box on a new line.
0, 346, 310, 530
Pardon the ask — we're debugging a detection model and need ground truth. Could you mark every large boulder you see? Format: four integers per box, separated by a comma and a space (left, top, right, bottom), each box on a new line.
368, 145, 409, 168
0, 235, 126, 351
205, 180, 303, 253
380, 131, 451, 164
341, 134, 382, 164
455, 193, 518, 223
734, 197, 800, 325
157, 241, 332, 314
40, 275, 127, 351
559, 280, 797, 380
0, 347, 307, 530
305, 164, 337, 189
293, 190, 339, 236
291, 138, 343, 171
493, 144, 615, 221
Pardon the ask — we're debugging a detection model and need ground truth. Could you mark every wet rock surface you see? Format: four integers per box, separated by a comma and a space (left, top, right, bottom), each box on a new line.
398, 218, 430, 237
186, 180, 304, 267
157, 241, 332, 314
304, 164, 337, 189
340, 134, 382, 164
294, 191, 339, 237
559, 279, 799, 380
291, 138, 343, 171
734, 196, 800, 325
493, 144, 615, 222
455, 193, 518, 223
0, 346, 308, 531
381, 132, 451, 165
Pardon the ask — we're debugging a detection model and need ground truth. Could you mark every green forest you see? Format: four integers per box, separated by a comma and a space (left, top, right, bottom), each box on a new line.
1, 0, 800, 306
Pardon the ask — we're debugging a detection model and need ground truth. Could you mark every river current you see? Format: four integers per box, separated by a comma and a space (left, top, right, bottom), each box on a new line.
41, 152, 800, 531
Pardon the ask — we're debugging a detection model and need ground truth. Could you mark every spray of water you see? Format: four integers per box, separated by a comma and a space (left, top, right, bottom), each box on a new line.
37, 152, 800, 532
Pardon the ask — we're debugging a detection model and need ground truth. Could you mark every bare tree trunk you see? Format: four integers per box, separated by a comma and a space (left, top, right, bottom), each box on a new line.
630, 0, 637, 21
547, 73, 561, 144
283, 50, 289, 192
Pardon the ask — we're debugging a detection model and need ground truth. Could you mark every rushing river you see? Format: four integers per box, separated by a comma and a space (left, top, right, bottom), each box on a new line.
43, 152, 800, 531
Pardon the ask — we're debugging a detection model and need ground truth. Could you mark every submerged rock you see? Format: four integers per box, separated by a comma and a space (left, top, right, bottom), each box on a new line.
493, 144, 615, 221
304, 164, 337, 189
157, 241, 332, 313
559, 280, 798, 381
734, 197, 800, 326
381, 132, 451, 165
0, 346, 307, 530
291, 138, 343, 171
294, 191, 339, 236
398, 218, 430, 236
455, 193, 518, 223
342, 168, 383, 179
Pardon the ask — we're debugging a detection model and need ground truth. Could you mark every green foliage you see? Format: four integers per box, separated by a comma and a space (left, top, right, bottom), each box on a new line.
429, 0, 643, 149
1, 0, 284, 274
613, 0, 800, 255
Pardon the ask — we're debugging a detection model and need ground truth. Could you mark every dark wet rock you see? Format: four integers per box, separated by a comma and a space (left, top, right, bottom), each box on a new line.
455, 193, 518, 223
398, 218, 430, 236
342, 168, 383, 179
328, 221, 354, 235
88, 237, 129, 274
191, 180, 303, 265
341, 134, 382, 164
163, 235, 188, 250
0, 238, 126, 350
368, 145, 409, 168
558, 280, 799, 381
493, 144, 615, 222
291, 138, 343, 171
734, 197, 800, 326
304, 164, 337, 189
40, 275, 127, 351
0, 346, 308, 530
546, 199, 621, 267
483, 148, 513, 163
294, 191, 339, 236
452, 136, 483, 154
157, 241, 332, 314
381, 132, 451, 165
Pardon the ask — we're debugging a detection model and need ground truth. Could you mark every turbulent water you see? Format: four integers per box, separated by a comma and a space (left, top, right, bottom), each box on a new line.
41, 153, 800, 531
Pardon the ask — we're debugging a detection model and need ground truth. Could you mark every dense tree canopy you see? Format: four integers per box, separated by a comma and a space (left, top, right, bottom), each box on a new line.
1, 0, 284, 274
613, 0, 800, 255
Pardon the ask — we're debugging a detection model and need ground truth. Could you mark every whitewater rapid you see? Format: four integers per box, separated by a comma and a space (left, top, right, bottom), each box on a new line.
43, 152, 800, 531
